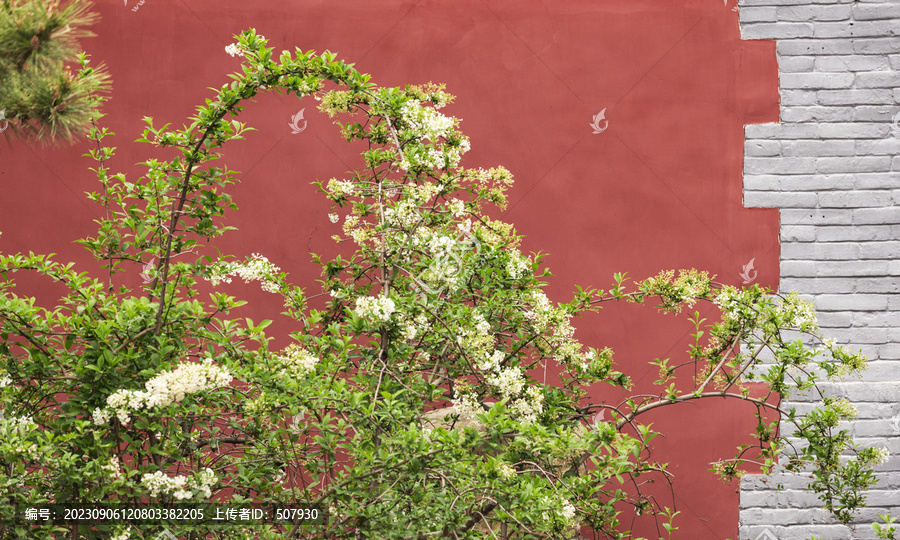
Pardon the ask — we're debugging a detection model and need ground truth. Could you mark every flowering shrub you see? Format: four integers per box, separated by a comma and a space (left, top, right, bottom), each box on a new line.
0, 29, 887, 539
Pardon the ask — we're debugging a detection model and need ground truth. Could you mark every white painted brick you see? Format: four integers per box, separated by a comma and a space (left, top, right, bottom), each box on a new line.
854, 311, 900, 326
852, 172, 899, 189
851, 105, 897, 121
820, 327, 890, 343
782, 71, 855, 88
814, 54, 891, 71
853, 207, 900, 225
741, 6, 778, 22
807, 260, 890, 275
854, 38, 900, 54
819, 189, 894, 206
860, 241, 900, 259
779, 55, 816, 72
852, 4, 900, 20
745, 157, 818, 174
778, 39, 855, 56
781, 241, 860, 259
816, 156, 892, 174
815, 310, 854, 325
862, 138, 900, 155
746, 139, 782, 156
744, 22, 816, 39
778, 5, 852, 21
746, 123, 819, 138
817, 88, 894, 105
782, 208, 854, 225
817, 122, 891, 138
891, 53, 900, 70
781, 260, 817, 276
816, 225, 893, 241
781, 105, 854, 122
781, 225, 817, 241
855, 71, 900, 88
814, 20, 898, 39
783, 275, 853, 292
744, 190, 819, 207
781, 88, 819, 105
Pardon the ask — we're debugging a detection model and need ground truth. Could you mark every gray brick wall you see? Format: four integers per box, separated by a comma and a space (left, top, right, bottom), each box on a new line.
738, 1, 899, 539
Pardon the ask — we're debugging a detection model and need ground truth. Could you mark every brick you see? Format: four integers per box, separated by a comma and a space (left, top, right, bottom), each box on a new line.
854, 277, 900, 293
817, 89, 894, 105
820, 326, 890, 343
815, 310, 854, 325
854, 311, 900, 326
860, 241, 900, 259
852, 105, 898, 122
856, 71, 900, 88
854, 38, 900, 54
746, 140, 782, 156
782, 276, 851, 293
814, 54, 891, 71
814, 20, 897, 39
807, 260, 891, 276
781, 225, 817, 241
781, 71, 854, 88
744, 190, 818, 207
852, 4, 900, 20
891, 54, 900, 70
780, 89, 818, 105
781, 105, 854, 122
862, 138, 900, 155
816, 156, 892, 174
745, 157, 817, 174
815, 294, 889, 311
853, 207, 900, 224
740, 6, 778, 22
778, 39, 855, 56
817, 122, 891, 138
743, 22, 815, 39
780, 241, 859, 259
816, 225, 893, 241
853, 173, 899, 189
746, 123, 819, 138
819, 189, 894, 206
780, 260, 817, 277
778, 55, 815, 72
782, 209, 854, 225
778, 5, 852, 21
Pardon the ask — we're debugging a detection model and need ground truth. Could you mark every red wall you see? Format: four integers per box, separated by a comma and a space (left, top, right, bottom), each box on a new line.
0, 1, 780, 538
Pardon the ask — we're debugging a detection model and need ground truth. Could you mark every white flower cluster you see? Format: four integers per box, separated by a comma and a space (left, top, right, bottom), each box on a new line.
142, 468, 217, 500
447, 198, 465, 218
457, 313, 494, 359
400, 100, 454, 141
276, 344, 319, 377
510, 385, 544, 424
206, 254, 281, 293
93, 358, 232, 426
327, 178, 357, 197
524, 290, 581, 363
505, 250, 531, 279
560, 499, 577, 523
354, 295, 396, 325
496, 462, 516, 479
452, 390, 482, 422
225, 43, 244, 57
328, 213, 339, 224
102, 457, 123, 478
0, 375, 11, 388
110, 528, 131, 540
384, 200, 420, 229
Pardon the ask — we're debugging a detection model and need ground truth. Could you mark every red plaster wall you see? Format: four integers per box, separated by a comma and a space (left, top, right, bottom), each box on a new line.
0, 1, 780, 538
